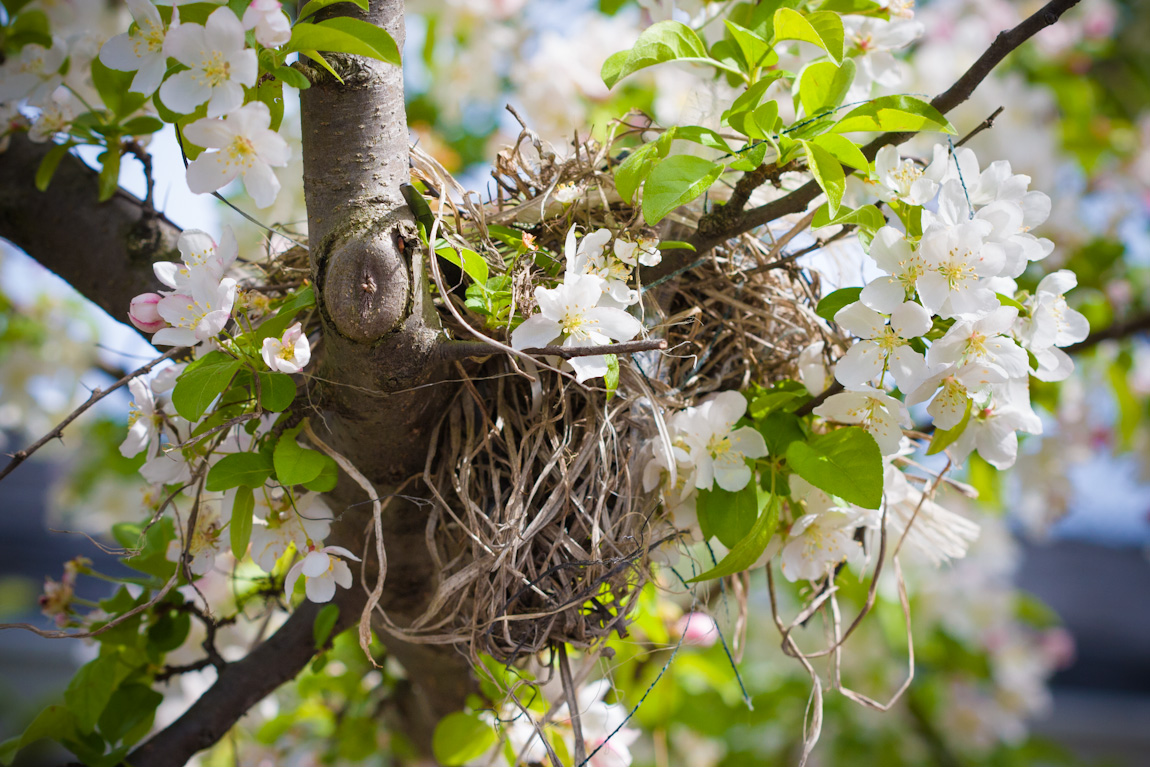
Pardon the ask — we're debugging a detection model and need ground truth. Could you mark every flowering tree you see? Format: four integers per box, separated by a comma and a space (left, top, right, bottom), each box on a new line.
0, 0, 1126, 765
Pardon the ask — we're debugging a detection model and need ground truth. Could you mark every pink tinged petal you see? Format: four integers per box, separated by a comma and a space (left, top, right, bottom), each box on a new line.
182, 117, 235, 148
186, 151, 242, 195
261, 337, 282, 370
151, 327, 197, 346
206, 81, 244, 118
129, 292, 165, 332
890, 301, 930, 338
230, 49, 259, 87
205, 7, 246, 53
131, 57, 166, 96
160, 69, 212, 113
301, 550, 330, 577
834, 301, 885, 339
834, 342, 885, 388
99, 34, 139, 71
241, 159, 281, 208
511, 316, 561, 350
305, 574, 337, 603
284, 560, 305, 599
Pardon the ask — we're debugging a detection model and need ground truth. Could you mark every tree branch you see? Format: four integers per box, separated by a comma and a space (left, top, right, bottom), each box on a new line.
127, 587, 366, 767
0, 134, 181, 320
1066, 311, 1150, 353
650, 0, 1084, 278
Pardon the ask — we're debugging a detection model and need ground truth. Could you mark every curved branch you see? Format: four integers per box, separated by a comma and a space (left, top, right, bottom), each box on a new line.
651, 0, 1084, 275
126, 587, 366, 767
0, 134, 181, 320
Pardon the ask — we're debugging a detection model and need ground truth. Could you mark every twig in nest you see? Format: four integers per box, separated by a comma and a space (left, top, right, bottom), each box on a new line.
0, 345, 187, 485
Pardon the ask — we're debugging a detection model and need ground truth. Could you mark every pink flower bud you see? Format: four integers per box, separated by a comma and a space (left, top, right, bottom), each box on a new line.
672, 612, 719, 648
129, 293, 166, 333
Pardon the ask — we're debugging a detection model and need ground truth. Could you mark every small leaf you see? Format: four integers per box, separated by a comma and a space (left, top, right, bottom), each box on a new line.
299, 50, 344, 83
206, 452, 274, 492
604, 354, 620, 401
97, 684, 162, 745
274, 425, 331, 486
120, 116, 165, 136
171, 352, 242, 422
641, 155, 724, 225
800, 139, 845, 216
656, 240, 696, 251
302, 459, 339, 492
601, 21, 711, 88
97, 148, 122, 203
313, 603, 340, 649
90, 57, 147, 117
65, 654, 123, 733
926, 399, 973, 456
785, 427, 883, 509
230, 486, 255, 557
697, 484, 761, 548
674, 125, 734, 153
723, 20, 777, 72
772, 8, 843, 64
432, 712, 498, 766
687, 492, 779, 582
257, 371, 297, 412
35, 142, 73, 192
286, 18, 400, 66
798, 59, 855, 117
810, 132, 867, 171
272, 64, 310, 89
832, 95, 955, 134
811, 202, 885, 231
435, 247, 489, 284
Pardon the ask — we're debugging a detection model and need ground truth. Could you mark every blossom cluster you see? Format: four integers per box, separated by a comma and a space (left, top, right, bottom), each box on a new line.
0, 1, 292, 208
510, 225, 659, 382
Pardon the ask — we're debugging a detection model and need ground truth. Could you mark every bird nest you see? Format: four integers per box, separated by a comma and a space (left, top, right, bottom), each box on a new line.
390, 124, 835, 664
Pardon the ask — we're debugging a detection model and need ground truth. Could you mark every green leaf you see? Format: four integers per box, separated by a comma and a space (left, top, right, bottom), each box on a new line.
299, 49, 344, 83
297, 0, 368, 22
230, 485, 255, 557
172, 352, 242, 422
674, 125, 735, 153
926, 399, 972, 456
120, 116, 165, 136
757, 410, 806, 456
313, 603, 340, 649
772, 8, 843, 64
286, 18, 400, 66
97, 684, 162, 745
274, 425, 332, 486
302, 458, 339, 492
604, 353, 620, 401
815, 288, 862, 322
697, 484, 763, 548
721, 75, 784, 138
601, 21, 712, 89
65, 654, 125, 733
641, 155, 724, 225
257, 371, 296, 412
810, 132, 867, 171
811, 202, 884, 231
270, 64, 310, 89
800, 139, 845, 216
90, 57, 147, 118
656, 240, 696, 251
995, 292, 1025, 312
97, 148, 122, 203
798, 59, 855, 117
2, 704, 77, 765
205, 451, 274, 492
687, 492, 779, 582
432, 712, 498, 766
833, 95, 955, 134
35, 142, 73, 192
818, 0, 884, 14
729, 140, 769, 172
723, 20, 777, 72
146, 608, 191, 653
786, 427, 883, 509
435, 247, 489, 285
613, 130, 675, 203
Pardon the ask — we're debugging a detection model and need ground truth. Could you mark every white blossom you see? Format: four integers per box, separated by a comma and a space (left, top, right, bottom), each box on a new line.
833, 300, 930, 389
814, 386, 912, 456
927, 305, 1029, 380
183, 102, 291, 207
121, 378, 164, 458
246, 488, 332, 572
98, 0, 175, 95
285, 545, 360, 603
152, 271, 238, 346
261, 322, 311, 374
0, 39, 66, 105
949, 380, 1042, 469
166, 499, 227, 576
677, 391, 768, 492
510, 272, 642, 383
780, 509, 861, 582
160, 7, 257, 117
917, 219, 1004, 318
860, 226, 927, 314
1016, 270, 1089, 383
872, 144, 943, 206
242, 0, 291, 48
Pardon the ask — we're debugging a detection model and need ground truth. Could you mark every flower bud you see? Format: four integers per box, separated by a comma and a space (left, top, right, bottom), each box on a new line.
129, 293, 166, 333
672, 612, 719, 648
